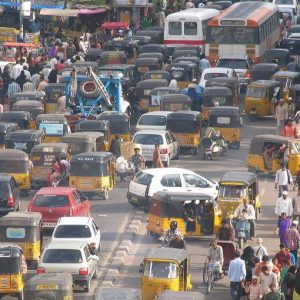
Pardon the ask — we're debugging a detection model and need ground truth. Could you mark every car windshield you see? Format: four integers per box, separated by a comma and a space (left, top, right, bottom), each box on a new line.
54, 225, 92, 238
144, 261, 178, 279
217, 59, 248, 69
33, 195, 69, 207
219, 185, 247, 199
133, 134, 163, 145
204, 73, 228, 80
138, 115, 167, 126
42, 249, 82, 263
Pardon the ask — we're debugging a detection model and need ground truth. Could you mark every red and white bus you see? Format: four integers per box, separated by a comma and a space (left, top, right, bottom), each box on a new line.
164, 8, 220, 54
206, 2, 281, 63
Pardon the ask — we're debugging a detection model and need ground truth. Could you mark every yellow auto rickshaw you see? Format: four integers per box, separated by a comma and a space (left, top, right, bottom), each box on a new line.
140, 247, 192, 300
208, 106, 242, 149
24, 273, 74, 300
69, 152, 116, 200
0, 212, 42, 269
245, 80, 282, 119
0, 122, 18, 149
272, 71, 300, 100
0, 149, 31, 193
160, 94, 192, 112
148, 87, 179, 112
147, 192, 222, 238
30, 143, 69, 189
36, 114, 69, 143
44, 83, 66, 113
0, 243, 24, 299
218, 171, 260, 219
169, 62, 199, 89
98, 112, 131, 145
246, 134, 300, 176
166, 111, 202, 155
11, 100, 44, 129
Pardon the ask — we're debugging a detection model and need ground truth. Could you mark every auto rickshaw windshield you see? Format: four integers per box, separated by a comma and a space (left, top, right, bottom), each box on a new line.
0, 257, 20, 274
219, 185, 247, 199
0, 160, 28, 173
246, 86, 267, 98
71, 162, 108, 177
0, 226, 36, 242
143, 261, 178, 279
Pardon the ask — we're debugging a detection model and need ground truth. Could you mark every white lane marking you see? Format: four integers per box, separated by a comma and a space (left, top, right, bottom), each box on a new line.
98, 214, 108, 217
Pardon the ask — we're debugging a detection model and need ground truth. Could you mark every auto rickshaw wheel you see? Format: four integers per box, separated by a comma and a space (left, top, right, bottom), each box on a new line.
17, 291, 24, 300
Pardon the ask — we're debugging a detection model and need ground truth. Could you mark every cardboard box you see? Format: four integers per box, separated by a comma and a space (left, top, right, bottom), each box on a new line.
120, 142, 142, 160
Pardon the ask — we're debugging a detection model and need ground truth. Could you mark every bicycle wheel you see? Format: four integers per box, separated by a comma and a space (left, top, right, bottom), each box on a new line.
203, 263, 209, 284
206, 269, 213, 295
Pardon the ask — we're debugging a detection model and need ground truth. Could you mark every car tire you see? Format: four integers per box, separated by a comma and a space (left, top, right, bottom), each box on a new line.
97, 242, 101, 254
174, 149, 180, 160
84, 280, 91, 292
163, 156, 170, 167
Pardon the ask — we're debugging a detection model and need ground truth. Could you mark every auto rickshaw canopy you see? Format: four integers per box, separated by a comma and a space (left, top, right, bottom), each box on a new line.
11, 100, 44, 118
149, 87, 179, 96
139, 44, 166, 55
0, 211, 42, 227
172, 50, 199, 60
0, 149, 29, 161
134, 57, 162, 67
97, 111, 130, 134
31, 142, 69, 155
0, 111, 30, 129
75, 119, 110, 132
144, 247, 189, 264
0, 122, 18, 134
205, 77, 239, 93
5, 130, 44, 142
167, 110, 202, 122
137, 52, 164, 62
251, 63, 279, 81
219, 171, 257, 186
36, 114, 69, 125
262, 48, 291, 68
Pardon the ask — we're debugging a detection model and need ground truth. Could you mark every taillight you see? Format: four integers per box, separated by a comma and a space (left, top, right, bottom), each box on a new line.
160, 148, 168, 154
7, 196, 14, 207
245, 71, 251, 78
79, 268, 88, 275
37, 267, 45, 274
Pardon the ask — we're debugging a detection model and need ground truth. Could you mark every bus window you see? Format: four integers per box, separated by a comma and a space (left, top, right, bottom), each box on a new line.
169, 22, 182, 35
184, 22, 197, 35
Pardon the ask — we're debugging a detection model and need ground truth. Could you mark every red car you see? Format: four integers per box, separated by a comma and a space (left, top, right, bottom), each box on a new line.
28, 187, 91, 229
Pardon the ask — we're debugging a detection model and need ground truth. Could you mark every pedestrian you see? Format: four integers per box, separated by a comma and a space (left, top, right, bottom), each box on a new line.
37, 75, 48, 92
281, 118, 296, 138
292, 187, 300, 218
22, 65, 31, 81
275, 191, 293, 225
228, 250, 246, 300
234, 198, 256, 240
276, 212, 291, 245
244, 275, 261, 300
11, 58, 25, 79
31, 73, 40, 90
66, 41, 76, 59
293, 267, 300, 300
129, 147, 145, 174
275, 100, 289, 134
282, 266, 297, 300
109, 134, 122, 158
22, 78, 34, 92
287, 97, 295, 118
285, 220, 300, 263
7, 78, 21, 100
16, 70, 27, 91
293, 113, 300, 138
260, 266, 278, 296
152, 144, 164, 168
275, 165, 293, 196
253, 237, 268, 262
241, 246, 256, 281
255, 255, 280, 277
55, 59, 65, 71
0, 77, 6, 105
264, 283, 285, 300
48, 69, 58, 84
274, 244, 292, 269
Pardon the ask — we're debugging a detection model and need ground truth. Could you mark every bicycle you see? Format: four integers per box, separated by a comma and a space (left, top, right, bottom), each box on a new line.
203, 262, 221, 294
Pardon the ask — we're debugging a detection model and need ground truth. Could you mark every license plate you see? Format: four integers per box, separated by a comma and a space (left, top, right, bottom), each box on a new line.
42, 223, 56, 228
36, 284, 58, 290
0, 278, 9, 288
250, 110, 256, 115
80, 183, 92, 188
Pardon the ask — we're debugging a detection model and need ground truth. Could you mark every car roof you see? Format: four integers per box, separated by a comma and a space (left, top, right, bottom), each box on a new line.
45, 240, 87, 250
138, 167, 195, 176
134, 129, 170, 135
36, 187, 77, 195
139, 111, 173, 117
57, 217, 92, 225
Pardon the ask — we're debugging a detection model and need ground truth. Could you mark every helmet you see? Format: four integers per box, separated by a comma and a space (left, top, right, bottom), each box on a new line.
170, 221, 177, 230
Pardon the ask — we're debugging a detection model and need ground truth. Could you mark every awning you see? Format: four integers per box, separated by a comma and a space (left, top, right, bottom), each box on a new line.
40, 8, 79, 16
3, 42, 39, 48
101, 21, 129, 30
79, 8, 106, 14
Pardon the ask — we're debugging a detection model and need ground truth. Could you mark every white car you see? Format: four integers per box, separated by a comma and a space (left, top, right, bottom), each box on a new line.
127, 168, 219, 208
273, 0, 297, 13
38, 241, 99, 292
51, 217, 101, 253
135, 111, 172, 131
132, 129, 179, 166
199, 67, 238, 88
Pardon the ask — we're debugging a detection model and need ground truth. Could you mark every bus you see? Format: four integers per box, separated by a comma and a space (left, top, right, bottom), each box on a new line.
206, 2, 280, 64
164, 8, 220, 54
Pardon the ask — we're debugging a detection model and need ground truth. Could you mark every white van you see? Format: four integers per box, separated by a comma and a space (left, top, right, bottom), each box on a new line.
135, 111, 172, 131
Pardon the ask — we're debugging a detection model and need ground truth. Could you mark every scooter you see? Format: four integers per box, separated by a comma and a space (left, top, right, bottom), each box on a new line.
116, 156, 134, 182
202, 134, 226, 160
234, 218, 250, 249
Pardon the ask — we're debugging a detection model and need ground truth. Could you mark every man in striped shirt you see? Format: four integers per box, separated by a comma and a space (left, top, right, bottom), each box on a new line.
22, 79, 34, 92
7, 78, 21, 99
285, 220, 300, 263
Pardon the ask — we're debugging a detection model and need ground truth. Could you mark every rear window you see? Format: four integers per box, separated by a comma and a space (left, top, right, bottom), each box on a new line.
54, 225, 92, 238
42, 249, 82, 263
138, 115, 167, 126
133, 172, 153, 185
0, 181, 10, 196
33, 195, 69, 207
217, 59, 248, 69
204, 73, 228, 80
133, 134, 164, 145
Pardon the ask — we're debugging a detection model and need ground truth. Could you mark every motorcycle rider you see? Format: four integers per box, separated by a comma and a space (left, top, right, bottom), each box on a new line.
129, 147, 145, 175
161, 221, 183, 247
169, 232, 187, 250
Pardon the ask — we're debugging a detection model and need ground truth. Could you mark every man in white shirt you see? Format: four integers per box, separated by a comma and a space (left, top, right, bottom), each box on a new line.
275, 164, 293, 197
260, 266, 278, 296
275, 190, 293, 225
12, 59, 25, 79
234, 198, 256, 240
49, 56, 58, 70
31, 73, 41, 90
22, 66, 31, 81
253, 237, 268, 261
40, 65, 52, 81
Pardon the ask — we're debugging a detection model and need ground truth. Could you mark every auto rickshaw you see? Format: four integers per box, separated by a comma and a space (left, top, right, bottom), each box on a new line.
75, 119, 110, 151
69, 152, 115, 200
245, 80, 283, 118
246, 134, 300, 176
158, 291, 205, 300
0, 122, 18, 149
272, 71, 300, 100
104, 38, 137, 63
147, 192, 222, 238
0, 149, 31, 192
95, 288, 140, 300
251, 63, 279, 81
24, 273, 74, 300
97, 112, 130, 144
99, 51, 127, 66
61, 132, 104, 157
135, 31, 163, 44
160, 94, 192, 111
262, 48, 291, 70
139, 44, 166, 57
218, 171, 260, 219
290, 84, 300, 112
140, 247, 192, 300
134, 57, 162, 78
202, 87, 233, 121
36, 114, 69, 143
166, 111, 202, 154
149, 87, 179, 111
136, 79, 169, 112
44, 83, 66, 113
0, 111, 30, 129
30, 143, 69, 189
0, 243, 24, 299
11, 91, 44, 106
5, 129, 44, 154
208, 106, 242, 149
86, 48, 102, 63
169, 63, 199, 89
137, 52, 164, 64
11, 100, 44, 129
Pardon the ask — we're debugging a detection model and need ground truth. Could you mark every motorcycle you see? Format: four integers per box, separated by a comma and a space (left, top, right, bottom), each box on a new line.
234, 218, 250, 249
202, 134, 226, 160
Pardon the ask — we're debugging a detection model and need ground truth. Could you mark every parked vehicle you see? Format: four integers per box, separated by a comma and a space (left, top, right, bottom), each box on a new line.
0, 174, 20, 215
136, 111, 172, 131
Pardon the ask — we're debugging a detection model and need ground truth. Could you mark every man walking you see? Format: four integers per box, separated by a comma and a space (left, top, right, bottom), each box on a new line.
228, 251, 246, 300
275, 164, 293, 196
285, 220, 300, 263
253, 237, 269, 262
275, 191, 293, 221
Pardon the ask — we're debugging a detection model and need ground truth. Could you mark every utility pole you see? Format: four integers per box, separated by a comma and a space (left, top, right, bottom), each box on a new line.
132, 0, 136, 25
19, 0, 24, 41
